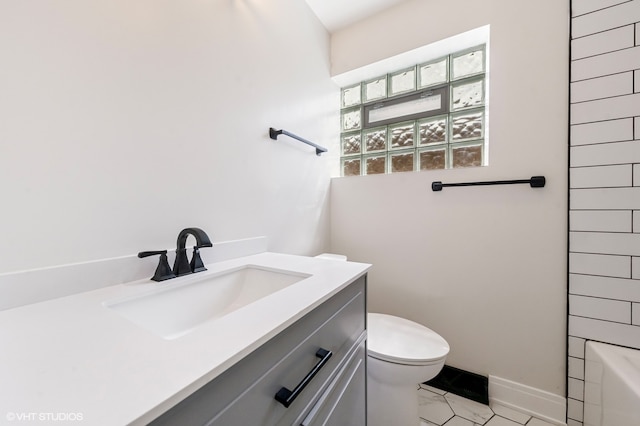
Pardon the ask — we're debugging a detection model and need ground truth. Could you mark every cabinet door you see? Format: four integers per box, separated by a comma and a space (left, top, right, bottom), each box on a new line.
300, 340, 366, 426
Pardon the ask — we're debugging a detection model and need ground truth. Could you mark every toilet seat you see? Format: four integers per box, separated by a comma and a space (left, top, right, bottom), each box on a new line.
367, 313, 450, 366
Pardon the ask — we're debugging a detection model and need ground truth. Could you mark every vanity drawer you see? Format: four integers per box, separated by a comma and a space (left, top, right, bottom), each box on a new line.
150, 275, 366, 426
297, 336, 366, 426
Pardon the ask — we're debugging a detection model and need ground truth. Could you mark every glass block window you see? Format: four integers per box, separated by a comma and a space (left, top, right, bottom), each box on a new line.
364, 154, 386, 175
364, 127, 387, 153
364, 77, 387, 102
341, 84, 361, 108
340, 45, 486, 176
389, 67, 416, 96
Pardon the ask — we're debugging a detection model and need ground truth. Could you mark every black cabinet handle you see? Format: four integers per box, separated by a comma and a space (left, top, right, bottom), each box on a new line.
274, 348, 332, 408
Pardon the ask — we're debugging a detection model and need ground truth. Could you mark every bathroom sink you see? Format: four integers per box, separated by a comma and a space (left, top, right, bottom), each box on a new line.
104, 266, 310, 339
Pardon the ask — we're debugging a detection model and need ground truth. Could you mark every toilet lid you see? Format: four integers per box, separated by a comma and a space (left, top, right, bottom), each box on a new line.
367, 313, 449, 365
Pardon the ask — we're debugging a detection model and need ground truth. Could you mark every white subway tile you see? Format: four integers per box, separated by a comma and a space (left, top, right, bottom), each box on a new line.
570, 164, 632, 188
571, 72, 633, 103
637, 22, 640, 46
569, 315, 640, 348
633, 303, 640, 325
571, 93, 640, 124
571, 187, 640, 209
573, 1, 640, 38
569, 356, 586, 379
572, 46, 640, 81
634, 256, 640, 279
569, 252, 631, 277
569, 336, 587, 358
572, 25, 634, 60
569, 377, 585, 401
571, 141, 640, 167
636, 70, 640, 93
572, 0, 633, 17
571, 231, 640, 256
634, 210, 640, 232
635, 116, 640, 139
569, 316, 640, 348
568, 398, 584, 422
570, 210, 632, 232
634, 164, 640, 185
570, 273, 640, 302
570, 118, 633, 146
570, 294, 632, 322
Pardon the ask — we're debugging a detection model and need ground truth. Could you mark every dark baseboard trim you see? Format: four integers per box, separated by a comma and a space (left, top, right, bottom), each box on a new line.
424, 365, 489, 405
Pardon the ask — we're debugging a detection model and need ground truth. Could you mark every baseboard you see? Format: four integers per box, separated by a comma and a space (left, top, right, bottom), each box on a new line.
489, 375, 567, 426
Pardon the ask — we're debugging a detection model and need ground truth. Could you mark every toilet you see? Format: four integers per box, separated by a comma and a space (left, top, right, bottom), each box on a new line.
313, 254, 449, 426
367, 313, 449, 426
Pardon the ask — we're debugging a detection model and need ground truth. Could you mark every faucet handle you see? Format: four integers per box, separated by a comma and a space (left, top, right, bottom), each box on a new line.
190, 247, 207, 273
138, 250, 176, 282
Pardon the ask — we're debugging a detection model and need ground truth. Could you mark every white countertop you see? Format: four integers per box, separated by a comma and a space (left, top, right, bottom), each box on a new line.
0, 252, 370, 425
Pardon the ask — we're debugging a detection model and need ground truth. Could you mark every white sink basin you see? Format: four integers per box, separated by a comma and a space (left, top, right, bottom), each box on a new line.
104, 266, 310, 339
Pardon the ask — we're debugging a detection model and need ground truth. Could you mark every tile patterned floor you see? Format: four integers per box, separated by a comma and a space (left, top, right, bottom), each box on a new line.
418, 385, 559, 426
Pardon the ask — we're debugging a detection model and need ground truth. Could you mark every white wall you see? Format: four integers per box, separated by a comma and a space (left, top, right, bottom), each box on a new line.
0, 0, 337, 274
568, 1, 640, 425
330, 0, 569, 397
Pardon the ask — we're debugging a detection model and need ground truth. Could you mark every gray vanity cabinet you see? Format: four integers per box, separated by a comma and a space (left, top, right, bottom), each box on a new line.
150, 275, 367, 426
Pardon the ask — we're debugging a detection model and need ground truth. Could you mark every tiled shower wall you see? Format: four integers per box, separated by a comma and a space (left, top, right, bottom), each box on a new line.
569, 1, 640, 425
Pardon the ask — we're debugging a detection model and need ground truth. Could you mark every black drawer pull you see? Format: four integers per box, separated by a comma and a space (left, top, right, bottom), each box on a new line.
274, 348, 333, 408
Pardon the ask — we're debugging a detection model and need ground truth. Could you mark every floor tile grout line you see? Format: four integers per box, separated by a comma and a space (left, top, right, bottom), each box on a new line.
418, 386, 558, 426
443, 390, 495, 426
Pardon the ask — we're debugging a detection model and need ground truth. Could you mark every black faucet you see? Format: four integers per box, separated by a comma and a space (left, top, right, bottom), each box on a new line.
173, 227, 213, 277
138, 227, 213, 282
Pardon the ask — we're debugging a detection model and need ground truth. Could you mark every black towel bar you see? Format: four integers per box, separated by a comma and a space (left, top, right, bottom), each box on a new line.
432, 176, 546, 191
269, 128, 327, 156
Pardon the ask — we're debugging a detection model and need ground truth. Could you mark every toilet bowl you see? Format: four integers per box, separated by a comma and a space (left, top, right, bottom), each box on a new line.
312, 255, 449, 425
367, 313, 449, 426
